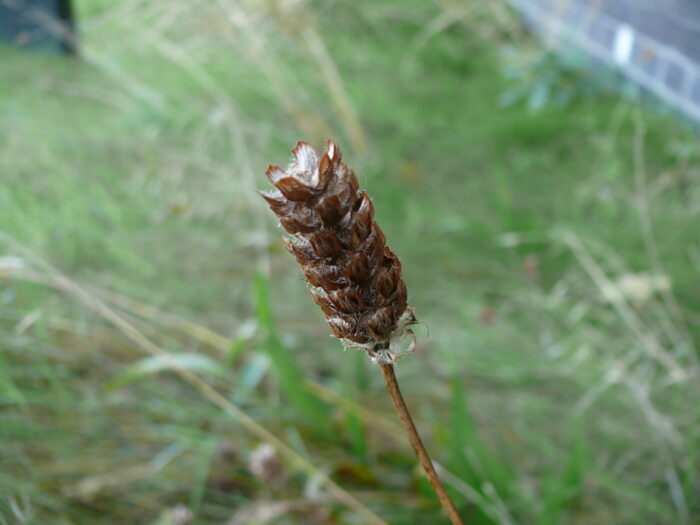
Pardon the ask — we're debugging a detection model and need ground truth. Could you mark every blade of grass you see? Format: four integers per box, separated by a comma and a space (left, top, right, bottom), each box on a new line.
253, 270, 329, 426
104, 353, 226, 391
538, 418, 589, 525
447, 375, 513, 525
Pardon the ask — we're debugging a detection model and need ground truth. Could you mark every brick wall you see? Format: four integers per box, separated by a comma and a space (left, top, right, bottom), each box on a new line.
508, 0, 700, 122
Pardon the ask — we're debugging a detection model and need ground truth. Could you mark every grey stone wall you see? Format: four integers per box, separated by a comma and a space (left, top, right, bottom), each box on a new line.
508, 0, 700, 122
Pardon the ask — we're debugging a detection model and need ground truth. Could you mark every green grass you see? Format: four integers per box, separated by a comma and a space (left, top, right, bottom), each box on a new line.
2, 1, 700, 524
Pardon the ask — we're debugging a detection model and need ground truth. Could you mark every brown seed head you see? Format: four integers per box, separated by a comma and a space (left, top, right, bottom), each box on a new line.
260, 140, 417, 363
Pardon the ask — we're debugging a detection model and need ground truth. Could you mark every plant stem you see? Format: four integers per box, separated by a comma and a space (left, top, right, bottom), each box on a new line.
380, 364, 465, 525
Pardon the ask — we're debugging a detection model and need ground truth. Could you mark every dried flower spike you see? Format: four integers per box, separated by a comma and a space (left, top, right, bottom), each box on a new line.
260, 141, 465, 525
260, 140, 417, 364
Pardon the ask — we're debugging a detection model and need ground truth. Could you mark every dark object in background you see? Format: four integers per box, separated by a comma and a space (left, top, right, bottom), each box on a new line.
0, 0, 76, 54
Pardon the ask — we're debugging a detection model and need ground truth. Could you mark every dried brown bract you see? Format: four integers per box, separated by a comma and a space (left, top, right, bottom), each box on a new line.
249, 443, 285, 486
260, 140, 416, 363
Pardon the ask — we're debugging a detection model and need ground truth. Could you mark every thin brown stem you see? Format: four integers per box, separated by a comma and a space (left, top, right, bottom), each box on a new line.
380, 364, 465, 525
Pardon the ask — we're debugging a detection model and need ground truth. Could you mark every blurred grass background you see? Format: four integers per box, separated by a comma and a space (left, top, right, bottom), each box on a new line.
2, 0, 700, 524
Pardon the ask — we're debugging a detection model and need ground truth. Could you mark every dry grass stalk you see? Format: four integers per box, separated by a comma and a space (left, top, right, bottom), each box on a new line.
261, 141, 465, 525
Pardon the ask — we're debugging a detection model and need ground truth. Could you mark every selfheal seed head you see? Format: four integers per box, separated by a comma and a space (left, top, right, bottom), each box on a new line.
260, 140, 417, 364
